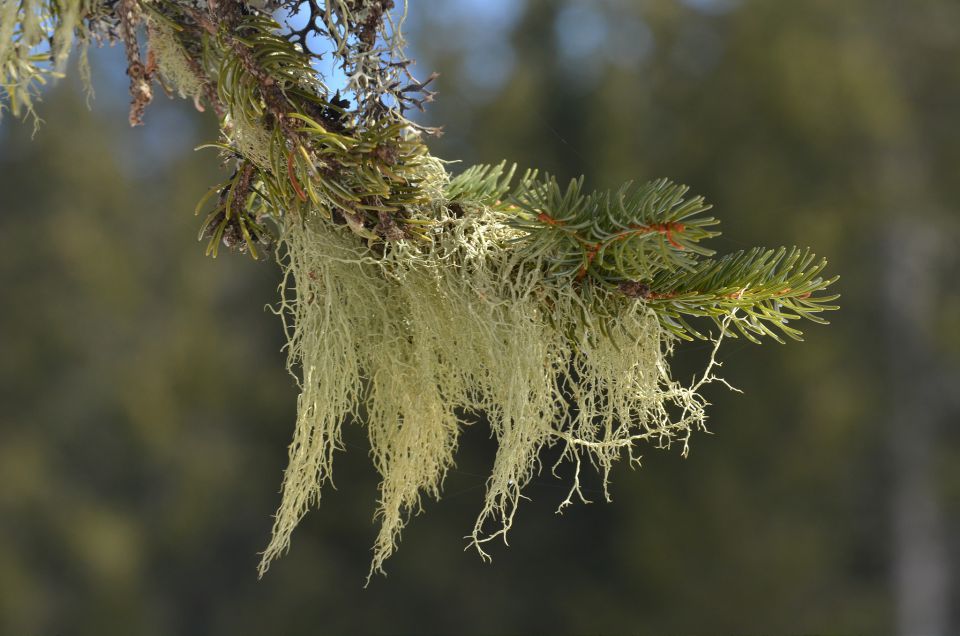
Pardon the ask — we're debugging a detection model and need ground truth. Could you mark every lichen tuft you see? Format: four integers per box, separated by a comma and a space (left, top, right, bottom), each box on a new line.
259, 191, 724, 579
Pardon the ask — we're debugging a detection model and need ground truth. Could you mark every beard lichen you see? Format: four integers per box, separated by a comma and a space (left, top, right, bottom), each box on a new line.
146, 19, 204, 102
259, 168, 727, 579
0, 0, 97, 127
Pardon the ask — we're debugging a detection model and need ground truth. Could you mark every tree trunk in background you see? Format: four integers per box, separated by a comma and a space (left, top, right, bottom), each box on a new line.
883, 217, 949, 635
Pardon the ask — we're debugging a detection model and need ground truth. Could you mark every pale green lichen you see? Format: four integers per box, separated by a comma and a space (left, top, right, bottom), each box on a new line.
259, 178, 728, 579
147, 19, 204, 102
230, 112, 274, 170
0, 0, 96, 128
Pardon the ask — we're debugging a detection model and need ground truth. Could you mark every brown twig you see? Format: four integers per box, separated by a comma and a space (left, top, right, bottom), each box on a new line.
118, 0, 154, 126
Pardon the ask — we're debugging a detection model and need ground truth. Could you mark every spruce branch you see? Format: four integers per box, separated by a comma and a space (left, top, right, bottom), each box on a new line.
510, 175, 720, 282
639, 246, 839, 342
445, 161, 531, 208
0, 0, 839, 579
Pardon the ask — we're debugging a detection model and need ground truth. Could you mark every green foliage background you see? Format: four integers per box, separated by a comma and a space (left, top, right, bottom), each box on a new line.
1, 0, 958, 632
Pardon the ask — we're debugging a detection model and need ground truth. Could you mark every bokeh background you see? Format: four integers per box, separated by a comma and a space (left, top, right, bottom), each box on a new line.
2, 0, 959, 633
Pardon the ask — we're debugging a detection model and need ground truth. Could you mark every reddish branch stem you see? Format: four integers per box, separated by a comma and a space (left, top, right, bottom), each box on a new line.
536, 212, 689, 280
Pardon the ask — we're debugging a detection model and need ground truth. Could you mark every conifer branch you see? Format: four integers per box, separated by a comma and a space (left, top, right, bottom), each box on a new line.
510, 174, 720, 282
638, 246, 839, 342
0, 0, 839, 578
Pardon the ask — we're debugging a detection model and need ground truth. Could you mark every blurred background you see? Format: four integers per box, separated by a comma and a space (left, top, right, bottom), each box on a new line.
1, 0, 958, 633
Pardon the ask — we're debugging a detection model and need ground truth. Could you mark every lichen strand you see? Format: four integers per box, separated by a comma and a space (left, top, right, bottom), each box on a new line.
261, 193, 720, 579
146, 20, 203, 102
0, 0, 95, 126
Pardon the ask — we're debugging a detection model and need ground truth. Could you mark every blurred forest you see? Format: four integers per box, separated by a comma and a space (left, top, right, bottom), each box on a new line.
1, 0, 958, 633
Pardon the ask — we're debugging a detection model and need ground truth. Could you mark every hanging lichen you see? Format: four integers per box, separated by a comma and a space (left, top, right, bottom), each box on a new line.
0, 0, 838, 580
0, 0, 100, 128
